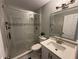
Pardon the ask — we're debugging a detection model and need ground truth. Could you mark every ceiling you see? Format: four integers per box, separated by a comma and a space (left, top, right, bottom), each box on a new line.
6, 0, 50, 11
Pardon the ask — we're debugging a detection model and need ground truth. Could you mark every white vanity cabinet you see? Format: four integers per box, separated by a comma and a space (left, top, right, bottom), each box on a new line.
41, 37, 77, 59
50, 52, 61, 59
41, 46, 61, 59
41, 46, 49, 59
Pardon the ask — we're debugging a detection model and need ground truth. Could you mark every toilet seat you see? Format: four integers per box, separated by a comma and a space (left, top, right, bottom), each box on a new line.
31, 44, 41, 51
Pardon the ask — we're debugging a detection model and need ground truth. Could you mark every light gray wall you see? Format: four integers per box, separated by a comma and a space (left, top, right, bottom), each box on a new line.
34, 9, 42, 35
0, 0, 7, 59
0, 30, 5, 59
40, 0, 78, 36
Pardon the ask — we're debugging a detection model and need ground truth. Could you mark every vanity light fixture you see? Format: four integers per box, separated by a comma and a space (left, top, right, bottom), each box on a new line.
56, 0, 75, 9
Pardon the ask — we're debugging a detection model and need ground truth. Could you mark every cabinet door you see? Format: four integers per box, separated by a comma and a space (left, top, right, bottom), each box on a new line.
41, 46, 49, 59
41, 46, 61, 59
51, 52, 61, 59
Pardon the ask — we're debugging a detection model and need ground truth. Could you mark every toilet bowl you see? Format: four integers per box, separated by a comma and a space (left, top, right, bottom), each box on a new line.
31, 36, 46, 51
31, 44, 41, 51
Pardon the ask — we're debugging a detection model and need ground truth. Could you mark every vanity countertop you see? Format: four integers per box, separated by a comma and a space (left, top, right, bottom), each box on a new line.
40, 37, 77, 59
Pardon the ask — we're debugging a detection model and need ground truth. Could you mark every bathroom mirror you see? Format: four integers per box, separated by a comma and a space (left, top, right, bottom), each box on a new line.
50, 6, 78, 41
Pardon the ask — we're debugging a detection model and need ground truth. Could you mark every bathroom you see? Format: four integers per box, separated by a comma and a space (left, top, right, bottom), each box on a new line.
0, 0, 78, 59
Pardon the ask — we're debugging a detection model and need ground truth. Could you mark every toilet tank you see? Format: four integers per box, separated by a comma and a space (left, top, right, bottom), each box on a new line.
39, 36, 47, 42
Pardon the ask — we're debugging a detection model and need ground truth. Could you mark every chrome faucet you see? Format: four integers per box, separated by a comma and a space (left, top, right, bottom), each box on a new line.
55, 37, 63, 44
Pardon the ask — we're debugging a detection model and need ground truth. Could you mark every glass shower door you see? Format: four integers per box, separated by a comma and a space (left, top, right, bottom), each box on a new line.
5, 7, 38, 58
9, 15, 35, 58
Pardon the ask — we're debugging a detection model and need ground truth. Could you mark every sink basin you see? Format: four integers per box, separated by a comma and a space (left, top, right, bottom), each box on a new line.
40, 37, 77, 59
41, 39, 66, 58
47, 41, 66, 51
46, 40, 66, 58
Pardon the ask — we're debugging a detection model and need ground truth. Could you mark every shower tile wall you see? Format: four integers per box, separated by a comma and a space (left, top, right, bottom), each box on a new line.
6, 7, 40, 58
34, 14, 40, 43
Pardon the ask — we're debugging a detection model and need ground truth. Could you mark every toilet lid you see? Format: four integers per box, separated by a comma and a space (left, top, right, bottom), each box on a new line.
31, 44, 41, 51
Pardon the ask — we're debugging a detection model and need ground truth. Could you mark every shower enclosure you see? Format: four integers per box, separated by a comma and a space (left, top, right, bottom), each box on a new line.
4, 6, 40, 58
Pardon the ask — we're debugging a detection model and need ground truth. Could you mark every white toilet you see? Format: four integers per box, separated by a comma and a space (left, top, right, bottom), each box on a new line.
31, 43, 41, 51
31, 36, 46, 51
